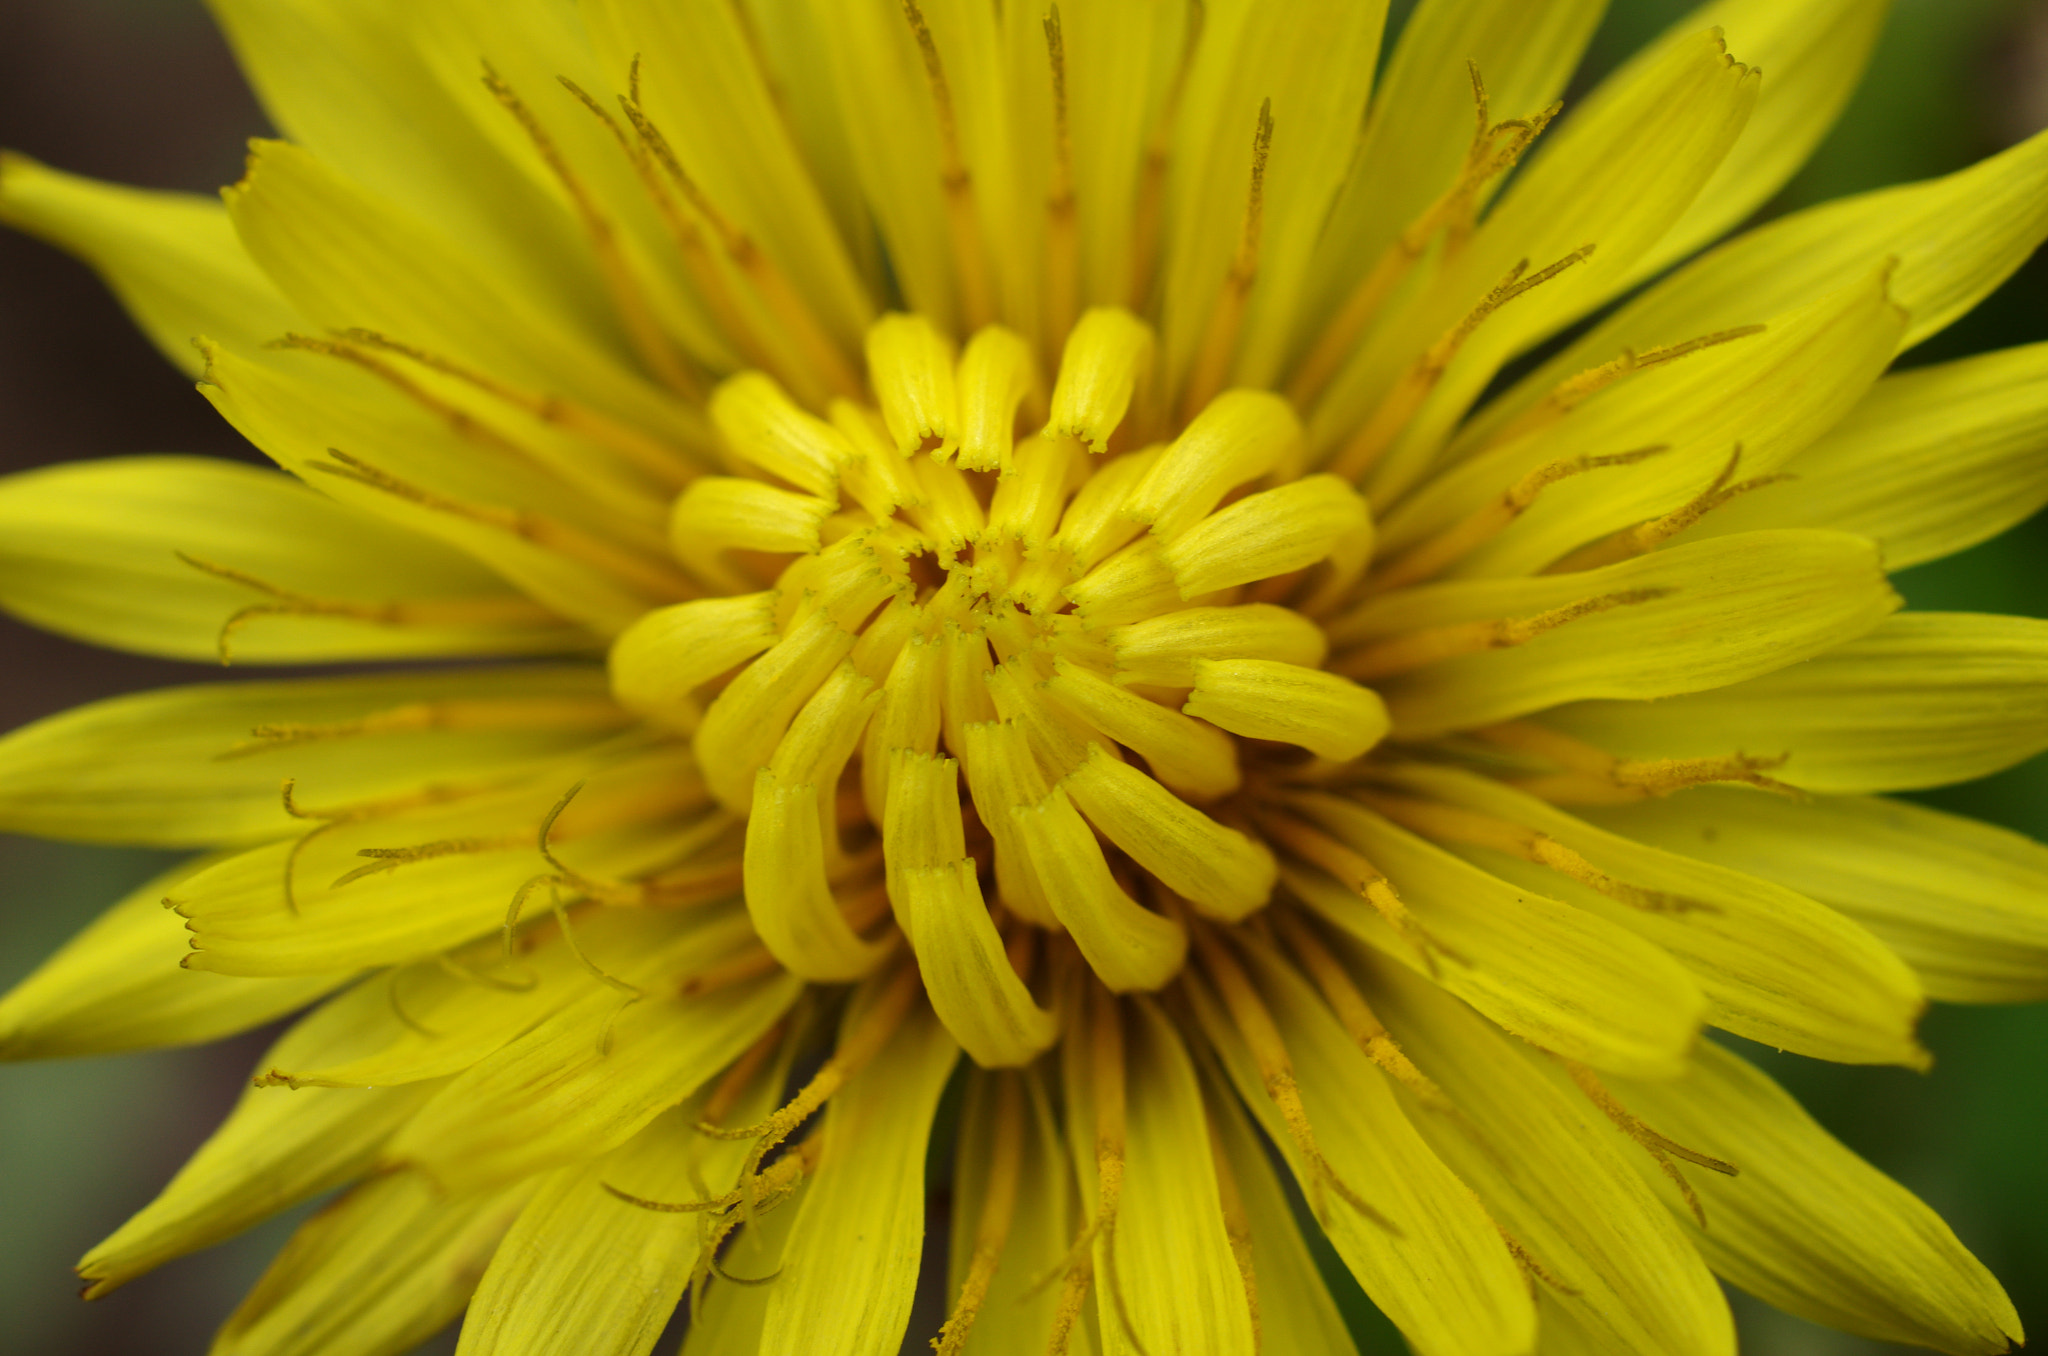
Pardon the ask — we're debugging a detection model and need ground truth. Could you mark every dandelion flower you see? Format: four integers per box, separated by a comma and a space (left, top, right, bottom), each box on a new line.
5, 0, 2048, 1353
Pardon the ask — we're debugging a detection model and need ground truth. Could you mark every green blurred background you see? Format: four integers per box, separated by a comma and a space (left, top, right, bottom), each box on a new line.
1, 1, 2045, 1352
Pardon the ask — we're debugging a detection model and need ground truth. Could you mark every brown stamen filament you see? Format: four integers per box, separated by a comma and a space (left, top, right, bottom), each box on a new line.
1179, 98, 1273, 423
1266, 909, 1454, 1113
1544, 444, 1792, 573
1332, 245, 1596, 485
1126, 3, 1203, 309
934, 1074, 1028, 1355
1473, 723, 1802, 805
1289, 67, 1562, 409
1561, 1057, 1736, 1226
1259, 807, 1460, 974
1041, 6, 1079, 361
1479, 324, 1768, 451
1194, 929, 1398, 1234
480, 65, 701, 398
308, 449, 697, 600
1334, 587, 1668, 681
900, 0, 996, 332
1365, 445, 1669, 594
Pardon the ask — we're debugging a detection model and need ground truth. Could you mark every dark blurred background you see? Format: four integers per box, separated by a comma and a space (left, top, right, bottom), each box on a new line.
2, 0, 2046, 1352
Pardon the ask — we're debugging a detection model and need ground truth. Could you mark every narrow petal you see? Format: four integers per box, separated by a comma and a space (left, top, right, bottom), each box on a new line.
1369, 959, 1735, 1356
214, 1170, 534, 1356
224, 140, 695, 446
1472, 124, 2048, 447
1286, 795, 1704, 1077
208, 0, 615, 336
945, 1068, 1089, 1356
0, 457, 585, 665
260, 908, 755, 1090
1097, 999, 1257, 1355
1188, 948, 1535, 1356
0, 666, 627, 847
1383, 764, 1927, 1067
178, 750, 707, 975
1687, 341, 2048, 569
760, 997, 960, 1356
385, 968, 801, 1195
0, 855, 344, 1061
1546, 613, 2048, 792
1619, 0, 1890, 286
1590, 789, 2048, 1004
1305, 0, 1606, 353
1173, 0, 1389, 390
0, 155, 296, 373
579, 0, 877, 347
1382, 267, 1905, 577
1203, 1072, 1359, 1356
77, 1016, 445, 1297
199, 339, 683, 637
1321, 27, 1760, 481
1357, 531, 1898, 739
1609, 1042, 2022, 1355
457, 1105, 766, 1356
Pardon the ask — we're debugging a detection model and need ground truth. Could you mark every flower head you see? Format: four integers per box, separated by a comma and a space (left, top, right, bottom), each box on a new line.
3, 1, 2047, 1353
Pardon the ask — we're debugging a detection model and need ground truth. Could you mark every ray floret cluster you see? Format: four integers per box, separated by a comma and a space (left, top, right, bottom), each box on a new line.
3, 0, 2048, 1354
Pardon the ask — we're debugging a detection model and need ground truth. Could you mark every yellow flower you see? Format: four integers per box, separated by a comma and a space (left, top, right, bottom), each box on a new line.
4, 0, 2048, 1352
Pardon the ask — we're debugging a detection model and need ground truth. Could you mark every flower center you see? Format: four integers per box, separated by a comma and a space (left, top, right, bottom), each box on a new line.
607, 308, 1386, 1061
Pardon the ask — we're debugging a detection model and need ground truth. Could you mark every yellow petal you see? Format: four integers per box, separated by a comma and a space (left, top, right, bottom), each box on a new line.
1545, 612, 2048, 793
944, 1068, 1090, 1356
177, 750, 705, 975
761, 994, 960, 1356
900, 857, 1057, 1068
225, 139, 691, 443
388, 967, 801, 1195
1159, 0, 1387, 391
457, 1102, 770, 1356
1589, 788, 2048, 1005
1109, 604, 1327, 688
1098, 998, 1258, 1355
1382, 764, 1927, 1068
1183, 659, 1389, 762
0, 665, 626, 847
1367, 959, 1735, 1356
607, 592, 780, 734
0, 155, 296, 373
1125, 390, 1300, 538
796, 0, 958, 327
1475, 123, 2048, 445
198, 340, 678, 637
1011, 787, 1188, 992
260, 908, 755, 1090
1161, 474, 1371, 597
1287, 794, 1704, 1077
0, 855, 344, 1061
208, 0, 615, 338
1616, 0, 1890, 288
1047, 308, 1155, 451
1686, 341, 2048, 569
1042, 658, 1242, 801
1201, 1079, 1359, 1356
1306, 0, 1605, 338
1187, 946, 1535, 1356
746, 769, 892, 984
1328, 27, 1760, 488
1385, 267, 1905, 578
1359, 530, 1898, 739
578, 0, 879, 348
214, 1169, 534, 1356
696, 609, 858, 811
77, 1009, 446, 1296
1062, 743, 1276, 920
1608, 1041, 2022, 1355
0, 456, 583, 665
678, 1181, 811, 1356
